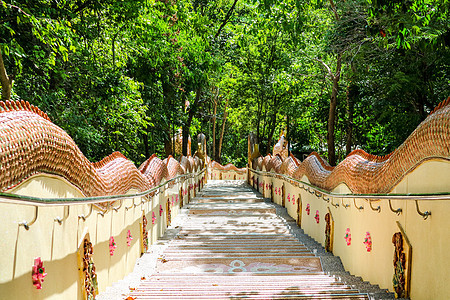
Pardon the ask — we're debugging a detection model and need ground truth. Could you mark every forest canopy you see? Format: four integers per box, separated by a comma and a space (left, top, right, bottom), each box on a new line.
1, 0, 449, 167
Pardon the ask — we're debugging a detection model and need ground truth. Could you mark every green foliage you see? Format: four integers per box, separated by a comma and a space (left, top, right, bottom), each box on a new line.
0, 0, 448, 167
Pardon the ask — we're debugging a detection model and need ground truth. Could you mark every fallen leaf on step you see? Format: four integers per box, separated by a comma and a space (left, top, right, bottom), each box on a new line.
129, 287, 135, 291
141, 277, 146, 280
161, 258, 168, 263
125, 297, 135, 300
212, 284, 218, 286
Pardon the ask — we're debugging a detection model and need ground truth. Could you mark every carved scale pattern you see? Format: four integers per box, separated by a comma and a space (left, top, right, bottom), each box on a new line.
254, 97, 450, 194
211, 161, 246, 173
0, 100, 201, 196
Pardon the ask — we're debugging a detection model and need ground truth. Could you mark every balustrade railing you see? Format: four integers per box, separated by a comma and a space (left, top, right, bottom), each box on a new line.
249, 165, 450, 299
0, 167, 205, 300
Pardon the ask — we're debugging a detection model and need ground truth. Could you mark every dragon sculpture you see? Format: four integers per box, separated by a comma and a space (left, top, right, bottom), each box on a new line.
0, 100, 200, 197
253, 97, 450, 194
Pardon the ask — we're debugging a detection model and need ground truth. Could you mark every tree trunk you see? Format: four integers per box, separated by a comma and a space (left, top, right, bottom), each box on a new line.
0, 48, 12, 101
212, 96, 218, 161
217, 98, 229, 164
266, 114, 277, 155
143, 131, 150, 158
327, 79, 338, 166
164, 137, 172, 157
182, 88, 201, 156
256, 94, 264, 144
325, 0, 342, 166
327, 54, 341, 166
182, 125, 189, 156
287, 114, 290, 157
345, 84, 355, 156
266, 95, 278, 154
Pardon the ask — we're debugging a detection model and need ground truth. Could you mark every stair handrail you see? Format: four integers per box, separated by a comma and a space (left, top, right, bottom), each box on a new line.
0, 168, 206, 207
249, 168, 449, 201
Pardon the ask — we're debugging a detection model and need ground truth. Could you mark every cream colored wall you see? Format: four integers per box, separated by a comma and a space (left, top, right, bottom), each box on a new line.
0, 172, 205, 300
210, 169, 248, 181
250, 159, 450, 299
392, 159, 450, 194
10, 174, 85, 198
272, 177, 283, 206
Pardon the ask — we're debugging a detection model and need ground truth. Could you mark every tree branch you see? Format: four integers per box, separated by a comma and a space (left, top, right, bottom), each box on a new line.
1, 1, 31, 17
0, 47, 12, 101
214, 0, 239, 39
315, 58, 334, 81
329, 0, 340, 21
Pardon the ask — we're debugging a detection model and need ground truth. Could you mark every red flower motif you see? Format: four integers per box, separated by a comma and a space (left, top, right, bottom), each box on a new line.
314, 210, 320, 223
363, 232, 372, 252
127, 230, 133, 246
32, 257, 47, 289
306, 204, 310, 215
109, 237, 117, 256
345, 228, 351, 246
159, 205, 163, 216
152, 211, 156, 225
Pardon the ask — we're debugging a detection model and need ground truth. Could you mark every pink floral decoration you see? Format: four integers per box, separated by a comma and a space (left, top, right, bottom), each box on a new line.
159, 205, 163, 216
176, 195, 179, 203
171, 196, 174, 205
306, 204, 310, 215
292, 195, 296, 205
363, 232, 372, 252
344, 228, 351, 246
287, 193, 291, 202
152, 211, 156, 225
109, 236, 116, 256
127, 230, 133, 246
314, 210, 320, 223
32, 257, 47, 289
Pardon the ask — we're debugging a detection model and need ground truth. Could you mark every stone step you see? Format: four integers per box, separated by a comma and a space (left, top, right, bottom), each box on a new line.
189, 208, 276, 215
126, 295, 368, 299
165, 246, 310, 251
143, 273, 333, 278
177, 232, 291, 236
169, 239, 304, 245
185, 215, 280, 220
162, 249, 310, 254
193, 198, 265, 203
155, 257, 323, 273
123, 181, 370, 300
160, 254, 316, 259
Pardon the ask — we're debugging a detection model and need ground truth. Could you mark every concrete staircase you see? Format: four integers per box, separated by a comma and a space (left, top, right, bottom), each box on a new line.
127, 181, 370, 299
